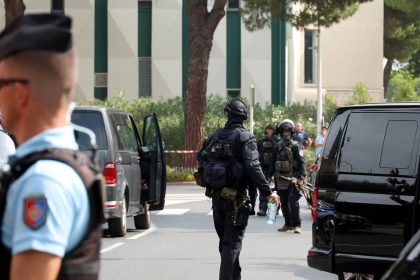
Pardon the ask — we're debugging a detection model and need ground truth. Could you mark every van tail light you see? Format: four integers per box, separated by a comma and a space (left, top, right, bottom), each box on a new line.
104, 162, 117, 185
312, 188, 318, 222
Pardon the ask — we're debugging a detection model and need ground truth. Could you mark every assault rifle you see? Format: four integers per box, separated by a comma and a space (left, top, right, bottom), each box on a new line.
280, 176, 314, 210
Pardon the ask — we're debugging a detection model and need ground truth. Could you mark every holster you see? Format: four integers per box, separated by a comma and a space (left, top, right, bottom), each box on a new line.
236, 198, 251, 227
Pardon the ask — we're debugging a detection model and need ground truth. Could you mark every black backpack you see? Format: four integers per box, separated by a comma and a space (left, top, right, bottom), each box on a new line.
201, 130, 245, 189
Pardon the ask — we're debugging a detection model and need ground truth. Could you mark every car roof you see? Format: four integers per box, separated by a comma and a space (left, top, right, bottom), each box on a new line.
74, 105, 130, 115
338, 102, 420, 112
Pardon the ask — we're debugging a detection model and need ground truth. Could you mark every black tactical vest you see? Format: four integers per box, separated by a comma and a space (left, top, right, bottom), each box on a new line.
275, 140, 298, 189
201, 129, 246, 189
0, 148, 105, 280
262, 139, 274, 165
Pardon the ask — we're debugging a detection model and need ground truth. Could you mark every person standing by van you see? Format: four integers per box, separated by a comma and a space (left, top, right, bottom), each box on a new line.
272, 120, 306, 234
293, 122, 312, 155
256, 124, 278, 216
314, 126, 328, 162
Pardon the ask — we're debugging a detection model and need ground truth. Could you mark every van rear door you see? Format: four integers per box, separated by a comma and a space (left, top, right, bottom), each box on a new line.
141, 113, 166, 210
335, 111, 420, 261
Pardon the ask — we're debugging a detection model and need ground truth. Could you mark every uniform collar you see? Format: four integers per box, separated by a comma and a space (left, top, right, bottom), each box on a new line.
11, 126, 78, 162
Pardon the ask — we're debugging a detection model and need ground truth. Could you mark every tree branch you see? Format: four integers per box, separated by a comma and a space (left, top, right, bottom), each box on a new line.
207, 0, 226, 34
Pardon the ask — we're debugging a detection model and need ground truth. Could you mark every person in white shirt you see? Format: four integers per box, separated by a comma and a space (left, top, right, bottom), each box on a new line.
0, 118, 15, 168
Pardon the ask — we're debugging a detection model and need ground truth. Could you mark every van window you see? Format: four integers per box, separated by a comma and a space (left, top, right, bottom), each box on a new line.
71, 111, 108, 150
339, 113, 418, 176
318, 110, 349, 174
110, 114, 139, 152
380, 120, 417, 169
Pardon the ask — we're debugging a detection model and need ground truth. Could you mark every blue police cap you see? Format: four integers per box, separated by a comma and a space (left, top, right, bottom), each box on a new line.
0, 13, 72, 60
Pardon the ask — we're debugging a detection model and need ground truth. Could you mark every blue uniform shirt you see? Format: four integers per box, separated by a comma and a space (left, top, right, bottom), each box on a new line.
1, 126, 89, 257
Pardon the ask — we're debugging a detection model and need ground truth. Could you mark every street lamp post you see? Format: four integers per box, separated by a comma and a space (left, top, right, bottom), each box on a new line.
250, 84, 255, 134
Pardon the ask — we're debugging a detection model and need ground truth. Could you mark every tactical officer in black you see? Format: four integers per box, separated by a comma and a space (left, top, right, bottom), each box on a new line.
197, 99, 279, 280
271, 120, 306, 234
256, 124, 278, 216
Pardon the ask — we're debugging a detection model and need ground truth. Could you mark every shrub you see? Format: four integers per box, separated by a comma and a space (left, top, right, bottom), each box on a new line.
324, 93, 338, 124
346, 82, 371, 105
76, 93, 321, 172
389, 70, 419, 102
166, 166, 195, 182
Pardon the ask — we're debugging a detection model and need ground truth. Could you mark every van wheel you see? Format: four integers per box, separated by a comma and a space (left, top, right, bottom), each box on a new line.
134, 201, 150, 229
108, 195, 128, 237
338, 272, 377, 280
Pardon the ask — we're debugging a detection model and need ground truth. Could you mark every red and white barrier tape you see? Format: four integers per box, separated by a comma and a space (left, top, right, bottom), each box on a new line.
165, 150, 197, 154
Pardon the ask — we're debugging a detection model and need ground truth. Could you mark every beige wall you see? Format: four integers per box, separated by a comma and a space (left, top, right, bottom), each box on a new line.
241, 22, 271, 106
207, 13, 227, 97
66, 1, 95, 101
291, 0, 384, 105
322, 0, 383, 91
108, 0, 138, 100
152, 0, 182, 100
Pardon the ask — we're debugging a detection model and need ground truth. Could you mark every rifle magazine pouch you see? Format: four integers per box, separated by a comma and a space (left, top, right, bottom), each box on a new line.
203, 161, 227, 189
193, 168, 206, 188
220, 187, 237, 201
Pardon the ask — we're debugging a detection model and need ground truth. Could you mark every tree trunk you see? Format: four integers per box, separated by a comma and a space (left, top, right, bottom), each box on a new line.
383, 59, 393, 99
184, 0, 225, 168
4, 0, 25, 26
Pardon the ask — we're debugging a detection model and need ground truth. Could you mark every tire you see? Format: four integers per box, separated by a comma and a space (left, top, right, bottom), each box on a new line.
338, 272, 377, 280
108, 195, 128, 237
134, 201, 151, 229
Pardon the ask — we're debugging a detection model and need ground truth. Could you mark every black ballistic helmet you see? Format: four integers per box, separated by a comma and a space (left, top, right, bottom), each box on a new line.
224, 99, 248, 120
277, 120, 294, 135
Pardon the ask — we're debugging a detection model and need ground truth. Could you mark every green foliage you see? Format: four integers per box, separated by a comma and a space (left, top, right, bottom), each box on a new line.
407, 49, 420, 77
77, 92, 185, 150
346, 82, 372, 105
166, 166, 195, 182
241, 0, 370, 31
324, 93, 338, 124
388, 70, 420, 102
384, 0, 420, 62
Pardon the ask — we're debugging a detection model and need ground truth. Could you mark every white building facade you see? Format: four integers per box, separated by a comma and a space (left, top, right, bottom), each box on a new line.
0, 0, 384, 106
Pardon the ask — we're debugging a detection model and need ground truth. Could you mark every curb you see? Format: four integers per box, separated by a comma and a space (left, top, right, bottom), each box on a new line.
167, 181, 197, 185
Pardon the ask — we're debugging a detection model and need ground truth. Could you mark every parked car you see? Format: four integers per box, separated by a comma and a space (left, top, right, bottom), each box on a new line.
307, 103, 420, 279
71, 106, 166, 237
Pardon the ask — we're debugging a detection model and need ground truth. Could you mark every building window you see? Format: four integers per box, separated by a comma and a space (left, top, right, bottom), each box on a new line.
228, 0, 240, 9
138, 0, 152, 97
304, 29, 316, 84
51, 0, 64, 14
226, 1, 241, 97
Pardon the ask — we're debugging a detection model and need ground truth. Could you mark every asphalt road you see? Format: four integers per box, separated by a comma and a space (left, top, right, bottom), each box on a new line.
99, 183, 337, 280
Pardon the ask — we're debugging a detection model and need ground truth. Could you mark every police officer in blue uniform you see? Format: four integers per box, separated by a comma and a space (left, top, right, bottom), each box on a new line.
256, 124, 278, 216
272, 120, 306, 234
0, 14, 103, 279
198, 99, 280, 280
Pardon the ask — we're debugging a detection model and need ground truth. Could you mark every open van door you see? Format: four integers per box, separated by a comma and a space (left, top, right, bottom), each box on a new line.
142, 113, 166, 210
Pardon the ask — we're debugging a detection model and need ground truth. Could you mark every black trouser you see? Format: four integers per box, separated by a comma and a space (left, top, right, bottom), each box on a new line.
258, 172, 270, 212
248, 186, 257, 212
277, 184, 302, 227
212, 197, 249, 280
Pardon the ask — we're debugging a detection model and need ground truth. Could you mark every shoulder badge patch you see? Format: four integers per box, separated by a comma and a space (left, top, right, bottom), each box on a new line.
299, 150, 304, 157
24, 196, 48, 230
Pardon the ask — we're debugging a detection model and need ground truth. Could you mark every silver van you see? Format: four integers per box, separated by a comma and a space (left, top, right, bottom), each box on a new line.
71, 106, 166, 237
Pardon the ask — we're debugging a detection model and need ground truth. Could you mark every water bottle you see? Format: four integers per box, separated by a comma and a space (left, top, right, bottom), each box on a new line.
266, 191, 277, 225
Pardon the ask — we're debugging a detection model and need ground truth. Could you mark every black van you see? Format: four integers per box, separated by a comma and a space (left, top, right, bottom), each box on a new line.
307, 103, 420, 279
71, 106, 166, 237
